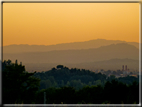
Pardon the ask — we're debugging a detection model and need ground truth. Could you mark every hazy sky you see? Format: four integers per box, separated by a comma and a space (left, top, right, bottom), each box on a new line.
3, 3, 139, 46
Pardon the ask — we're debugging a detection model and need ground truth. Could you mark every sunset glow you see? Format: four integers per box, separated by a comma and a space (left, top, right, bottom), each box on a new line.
3, 3, 139, 46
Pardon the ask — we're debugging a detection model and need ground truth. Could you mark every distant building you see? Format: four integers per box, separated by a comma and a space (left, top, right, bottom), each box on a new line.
100, 69, 104, 74
95, 69, 100, 73
123, 71, 127, 75
121, 65, 130, 76
125, 65, 127, 71
117, 69, 121, 72
130, 75, 138, 78
122, 65, 124, 71
15, 60, 18, 64
115, 75, 121, 78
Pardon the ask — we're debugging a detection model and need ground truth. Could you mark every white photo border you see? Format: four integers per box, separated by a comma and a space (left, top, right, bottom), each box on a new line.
1, 0, 141, 106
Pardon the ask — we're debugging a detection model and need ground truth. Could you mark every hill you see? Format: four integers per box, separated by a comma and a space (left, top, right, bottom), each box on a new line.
3, 43, 139, 72
3, 39, 139, 54
3, 43, 138, 63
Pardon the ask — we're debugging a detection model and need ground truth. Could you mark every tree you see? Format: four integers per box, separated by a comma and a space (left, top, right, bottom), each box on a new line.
107, 75, 116, 82
93, 80, 102, 86
56, 65, 64, 69
127, 81, 139, 103
55, 86, 76, 104
2, 60, 40, 104
104, 79, 129, 104
66, 81, 70, 86
51, 67, 56, 71
2, 59, 12, 71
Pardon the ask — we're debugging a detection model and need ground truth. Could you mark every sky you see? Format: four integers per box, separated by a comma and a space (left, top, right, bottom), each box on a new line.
3, 3, 139, 46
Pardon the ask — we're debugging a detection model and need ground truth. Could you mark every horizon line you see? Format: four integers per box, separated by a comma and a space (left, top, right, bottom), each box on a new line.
3, 38, 140, 46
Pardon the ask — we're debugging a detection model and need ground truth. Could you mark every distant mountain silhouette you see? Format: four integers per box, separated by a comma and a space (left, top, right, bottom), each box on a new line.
3, 39, 139, 54
3, 43, 139, 64
127, 42, 139, 49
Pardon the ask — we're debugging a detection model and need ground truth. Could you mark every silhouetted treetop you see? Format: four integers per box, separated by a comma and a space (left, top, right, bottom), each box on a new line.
2, 59, 40, 104
56, 65, 64, 69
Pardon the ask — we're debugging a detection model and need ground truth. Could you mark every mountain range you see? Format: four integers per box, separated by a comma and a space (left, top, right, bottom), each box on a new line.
3, 39, 139, 72
3, 39, 139, 54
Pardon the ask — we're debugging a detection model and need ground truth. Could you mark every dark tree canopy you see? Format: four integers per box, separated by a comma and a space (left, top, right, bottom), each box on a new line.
2, 60, 139, 104
56, 65, 64, 69
2, 60, 40, 104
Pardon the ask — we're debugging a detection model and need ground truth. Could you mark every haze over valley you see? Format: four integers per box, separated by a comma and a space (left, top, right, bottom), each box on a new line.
3, 39, 139, 72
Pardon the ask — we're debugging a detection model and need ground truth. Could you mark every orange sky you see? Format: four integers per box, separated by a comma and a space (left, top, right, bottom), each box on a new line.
3, 3, 139, 46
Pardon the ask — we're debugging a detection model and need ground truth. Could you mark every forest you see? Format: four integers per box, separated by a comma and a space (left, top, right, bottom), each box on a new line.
2, 60, 139, 104
33, 65, 139, 90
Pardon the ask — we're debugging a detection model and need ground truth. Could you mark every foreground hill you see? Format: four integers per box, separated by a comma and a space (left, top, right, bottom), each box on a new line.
3, 39, 139, 54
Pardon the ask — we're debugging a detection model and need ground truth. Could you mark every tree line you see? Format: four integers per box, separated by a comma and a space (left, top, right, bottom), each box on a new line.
35, 80, 139, 104
2, 60, 139, 104
34, 65, 139, 90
